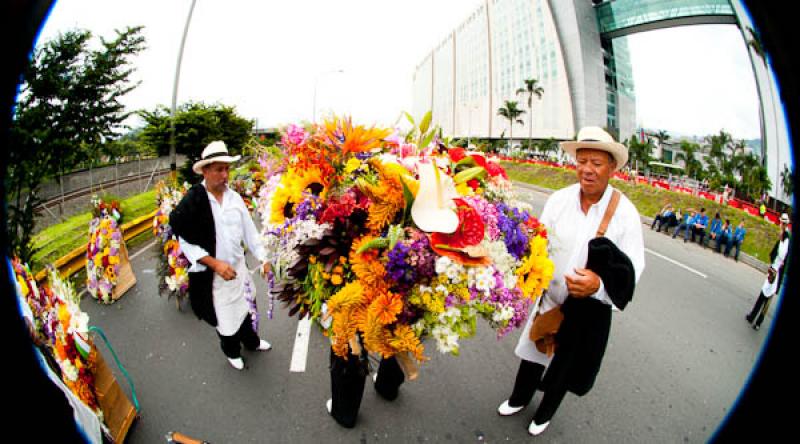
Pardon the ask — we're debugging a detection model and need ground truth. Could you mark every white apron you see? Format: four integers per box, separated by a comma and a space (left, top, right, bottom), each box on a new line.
212, 259, 252, 336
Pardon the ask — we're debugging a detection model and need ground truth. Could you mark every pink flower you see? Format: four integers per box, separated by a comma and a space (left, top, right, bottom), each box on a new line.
282, 124, 307, 147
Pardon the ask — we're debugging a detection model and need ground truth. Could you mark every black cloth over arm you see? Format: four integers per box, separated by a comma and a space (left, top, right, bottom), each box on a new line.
542, 236, 636, 397
169, 184, 217, 326
585, 237, 636, 310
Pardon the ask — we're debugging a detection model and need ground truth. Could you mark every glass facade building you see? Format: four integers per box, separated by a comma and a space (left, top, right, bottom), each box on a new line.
412, 0, 587, 141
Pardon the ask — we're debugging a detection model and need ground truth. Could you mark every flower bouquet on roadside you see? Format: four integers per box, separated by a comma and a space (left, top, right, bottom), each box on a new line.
152, 180, 191, 306
258, 115, 554, 367
86, 197, 125, 304
13, 258, 103, 419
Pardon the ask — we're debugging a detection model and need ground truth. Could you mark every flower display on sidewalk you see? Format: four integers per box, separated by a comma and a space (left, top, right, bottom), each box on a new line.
153, 180, 191, 304
259, 116, 554, 363
86, 200, 124, 304
12, 258, 103, 418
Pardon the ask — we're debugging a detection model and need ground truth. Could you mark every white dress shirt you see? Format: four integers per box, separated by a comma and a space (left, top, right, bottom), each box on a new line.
771, 232, 789, 271
515, 183, 645, 365
179, 181, 267, 335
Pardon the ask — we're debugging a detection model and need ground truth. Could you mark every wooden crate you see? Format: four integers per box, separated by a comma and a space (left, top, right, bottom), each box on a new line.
111, 242, 136, 302
93, 346, 137, 443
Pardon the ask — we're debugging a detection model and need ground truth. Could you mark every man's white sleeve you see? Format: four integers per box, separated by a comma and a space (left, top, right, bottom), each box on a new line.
178, 236, 209, 272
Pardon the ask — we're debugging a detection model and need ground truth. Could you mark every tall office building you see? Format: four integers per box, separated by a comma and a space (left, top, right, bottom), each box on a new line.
412, 0, 636, 143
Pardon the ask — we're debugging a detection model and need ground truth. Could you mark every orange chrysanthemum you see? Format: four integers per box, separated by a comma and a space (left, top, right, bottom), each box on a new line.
360, 160, 406, 232
349, 237, 387, 295
368, 291, 403, 325
389, 324, 427, 362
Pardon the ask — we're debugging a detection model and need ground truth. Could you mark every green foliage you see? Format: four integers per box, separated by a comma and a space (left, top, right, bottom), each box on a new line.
139, 102, 254, 183
497, 101, 525, 148
8, 26, 146, 262
626, 134, 654, 171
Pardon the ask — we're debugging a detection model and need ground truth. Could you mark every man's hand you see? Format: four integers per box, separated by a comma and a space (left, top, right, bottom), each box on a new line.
565, 268, 601, 298
261, 262, 271, 276
213, 259, 237, 281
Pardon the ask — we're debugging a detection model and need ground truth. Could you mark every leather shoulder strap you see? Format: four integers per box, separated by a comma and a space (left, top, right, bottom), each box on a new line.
596, 190, 621, 238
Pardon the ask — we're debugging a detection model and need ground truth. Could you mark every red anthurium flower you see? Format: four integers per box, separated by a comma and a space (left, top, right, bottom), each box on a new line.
484, 161, 508, 179
469, 154, 487, 168
430, 198, 484, 248
449, 147, 466, 163
467, 179, 480, 190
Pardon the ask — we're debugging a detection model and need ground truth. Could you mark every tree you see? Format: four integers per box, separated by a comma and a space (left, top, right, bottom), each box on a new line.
537, 137, 559, 160
516, 78, 544, 154
497, 101, 525, 150
781, 164, 793, 199
139, 102, 253, 183
626, 134, 654, 172
7, 26, 145, 262
675, 141, 704, 181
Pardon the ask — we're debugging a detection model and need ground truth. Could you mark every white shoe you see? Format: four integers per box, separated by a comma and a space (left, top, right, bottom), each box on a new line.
228, 357, 244, 370
497, 400, 525, 416
528, 420, 550, 436
257, 340, 272, 351
326, 399, 332, 414
372, 372, 378, 383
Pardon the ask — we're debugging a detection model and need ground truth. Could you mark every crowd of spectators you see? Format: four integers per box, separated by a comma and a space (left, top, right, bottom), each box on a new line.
651, 204, 747, 260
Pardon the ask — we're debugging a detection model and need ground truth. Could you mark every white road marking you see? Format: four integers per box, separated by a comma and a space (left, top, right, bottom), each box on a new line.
129, 240, 158, 260
645, 248, 708, 279
290, 316, 313, 373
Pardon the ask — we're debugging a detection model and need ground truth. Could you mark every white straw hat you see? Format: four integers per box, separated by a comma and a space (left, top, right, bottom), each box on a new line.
560, 127, 628, 171
780, 213, 790, 224
192, 141, 241, 174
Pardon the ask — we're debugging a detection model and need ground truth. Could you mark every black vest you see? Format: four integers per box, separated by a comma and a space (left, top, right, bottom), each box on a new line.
170, 184, 218, 326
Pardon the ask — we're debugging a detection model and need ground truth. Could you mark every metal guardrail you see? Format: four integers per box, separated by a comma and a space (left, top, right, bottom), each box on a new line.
34, 210, 158, 283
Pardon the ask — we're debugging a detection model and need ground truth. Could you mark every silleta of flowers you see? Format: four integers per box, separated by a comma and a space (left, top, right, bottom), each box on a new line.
259, 116, 554, 363
13, 258, 103, 419
86, 197, 124, 304
152, 180, 191, 303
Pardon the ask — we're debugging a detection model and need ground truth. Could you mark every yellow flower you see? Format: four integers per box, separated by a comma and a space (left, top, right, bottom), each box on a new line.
331, 274, 343, 286
344, 157, 362, 175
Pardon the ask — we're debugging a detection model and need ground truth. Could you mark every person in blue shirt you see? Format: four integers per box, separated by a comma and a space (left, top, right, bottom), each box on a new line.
672, 209, 696, 242
706, 212, 722, 247
690, 208, 709, 245
715, 219, 733, 253
726, 221, 746, 260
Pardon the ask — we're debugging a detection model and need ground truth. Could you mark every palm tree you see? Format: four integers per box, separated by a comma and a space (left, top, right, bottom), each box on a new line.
497, 101, 525, 150
675, 141, 703, 180
516, 79, 544, 154
627, 134, 654, 172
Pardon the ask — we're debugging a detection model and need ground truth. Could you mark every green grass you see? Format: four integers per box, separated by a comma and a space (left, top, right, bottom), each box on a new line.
502, 161, 782, 262
31, 189, 157, 272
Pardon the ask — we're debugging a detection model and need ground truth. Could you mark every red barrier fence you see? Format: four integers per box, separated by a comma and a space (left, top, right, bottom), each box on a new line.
496, 156, 786, 226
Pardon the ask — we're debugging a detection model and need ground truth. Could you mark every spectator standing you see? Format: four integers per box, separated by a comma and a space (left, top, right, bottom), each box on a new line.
726, 221, 747, 260
745, 267, 778, 331
769, 213, 791, 293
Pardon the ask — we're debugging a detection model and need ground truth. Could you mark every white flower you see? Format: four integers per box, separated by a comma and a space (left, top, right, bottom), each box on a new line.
435, 256, 452, 274
61, 361, 78, 382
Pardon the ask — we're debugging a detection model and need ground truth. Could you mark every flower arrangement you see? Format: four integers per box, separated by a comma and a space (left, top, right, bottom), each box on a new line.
152, 180, 191, 304
86, 210, 123, 304
90, 195, 122, 224
12, 258, 103, 418
259, 116, 554, 364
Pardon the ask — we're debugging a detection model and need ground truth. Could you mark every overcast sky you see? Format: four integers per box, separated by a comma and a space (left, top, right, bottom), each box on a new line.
36, 0, 761, 140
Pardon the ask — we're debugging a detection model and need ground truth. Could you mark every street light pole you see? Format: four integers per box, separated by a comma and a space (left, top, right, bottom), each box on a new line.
313, 69, 344, 122
170, 0, 197, 181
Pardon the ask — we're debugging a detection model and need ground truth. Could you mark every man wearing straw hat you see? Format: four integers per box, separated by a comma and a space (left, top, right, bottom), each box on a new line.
496, 127, 645, 436
170, 141, 272, 370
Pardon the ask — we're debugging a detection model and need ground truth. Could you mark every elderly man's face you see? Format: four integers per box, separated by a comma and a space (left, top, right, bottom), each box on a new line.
202, 162, 230, 193
575, 148, 616, 198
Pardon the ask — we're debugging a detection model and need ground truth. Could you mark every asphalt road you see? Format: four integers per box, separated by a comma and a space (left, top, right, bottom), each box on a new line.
81, 183, 771, 443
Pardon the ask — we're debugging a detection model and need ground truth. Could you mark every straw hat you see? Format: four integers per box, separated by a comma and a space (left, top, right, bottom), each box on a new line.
192, 141, 241, 174
560, 127, 628, 171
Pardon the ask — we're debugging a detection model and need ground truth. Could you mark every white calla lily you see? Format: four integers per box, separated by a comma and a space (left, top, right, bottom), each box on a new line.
411, 162, 459, 233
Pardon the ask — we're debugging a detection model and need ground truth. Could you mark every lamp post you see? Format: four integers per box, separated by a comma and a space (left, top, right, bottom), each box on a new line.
313, 69, 344, 122
170, 0, 197, 181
